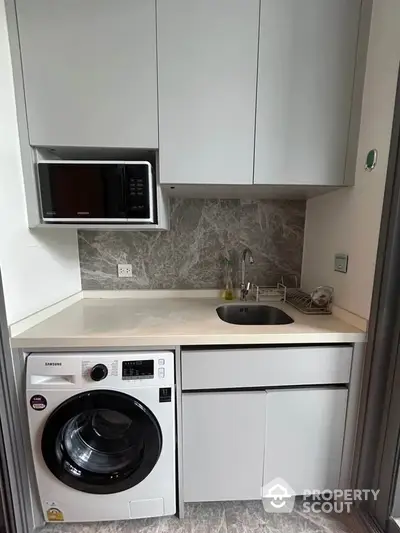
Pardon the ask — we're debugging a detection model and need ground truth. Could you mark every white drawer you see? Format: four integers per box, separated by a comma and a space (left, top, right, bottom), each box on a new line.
181, 346, 353, 390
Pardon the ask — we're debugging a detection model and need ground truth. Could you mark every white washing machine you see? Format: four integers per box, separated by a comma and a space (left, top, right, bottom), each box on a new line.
26, 351, 176, 523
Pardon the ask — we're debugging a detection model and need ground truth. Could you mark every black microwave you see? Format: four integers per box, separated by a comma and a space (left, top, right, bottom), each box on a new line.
37, 161, 156, 224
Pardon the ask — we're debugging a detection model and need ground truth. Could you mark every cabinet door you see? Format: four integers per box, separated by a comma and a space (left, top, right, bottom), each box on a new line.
16, 0, 158, 148
254, 0, 361, 185
263, 388, 348, 494
183, 391, 265, 502
157, 0, 259, 185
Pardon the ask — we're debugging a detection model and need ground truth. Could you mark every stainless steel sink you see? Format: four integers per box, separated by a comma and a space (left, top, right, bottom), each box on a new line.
216, 304, 294, 325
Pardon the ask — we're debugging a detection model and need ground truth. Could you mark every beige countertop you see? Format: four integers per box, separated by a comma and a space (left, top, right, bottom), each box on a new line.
11, 296, 366, 349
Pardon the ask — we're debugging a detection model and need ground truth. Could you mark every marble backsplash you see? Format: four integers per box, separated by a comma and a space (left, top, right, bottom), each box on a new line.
78, 199, 306, 290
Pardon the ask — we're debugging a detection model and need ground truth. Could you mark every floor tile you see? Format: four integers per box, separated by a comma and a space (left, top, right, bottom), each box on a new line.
187, 502, 227, 533
37, 501, 355, 533
224, 501, 268, 533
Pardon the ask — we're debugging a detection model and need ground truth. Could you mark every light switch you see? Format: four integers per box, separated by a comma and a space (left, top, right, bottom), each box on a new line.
334, 254, 348, 273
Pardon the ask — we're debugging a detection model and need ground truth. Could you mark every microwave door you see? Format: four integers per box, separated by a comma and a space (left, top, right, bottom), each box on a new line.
39, 163, 126, 222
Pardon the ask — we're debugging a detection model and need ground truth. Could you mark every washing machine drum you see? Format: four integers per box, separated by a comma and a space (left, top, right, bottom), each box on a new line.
41, 390, 162, 494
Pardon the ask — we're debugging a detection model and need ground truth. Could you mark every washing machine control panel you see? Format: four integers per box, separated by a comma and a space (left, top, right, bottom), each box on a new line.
80, 352, 174, 387
26, 352, 174, 390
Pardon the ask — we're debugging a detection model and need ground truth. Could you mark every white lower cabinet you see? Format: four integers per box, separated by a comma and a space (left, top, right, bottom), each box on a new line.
182, 391, 266, 502
263, 388, 348, 495
182, 387, 348, 502
182, 346, 351, 502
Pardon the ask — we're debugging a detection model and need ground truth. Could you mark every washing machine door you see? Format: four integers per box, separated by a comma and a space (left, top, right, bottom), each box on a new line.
41, 390, 162, 494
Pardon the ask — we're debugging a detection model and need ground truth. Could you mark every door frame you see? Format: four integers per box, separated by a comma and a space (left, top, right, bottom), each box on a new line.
353, 63, 400, 532
0, 271, 33, 533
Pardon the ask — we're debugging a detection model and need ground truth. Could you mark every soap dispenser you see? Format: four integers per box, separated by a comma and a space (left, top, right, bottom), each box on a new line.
221, 259, 234, 301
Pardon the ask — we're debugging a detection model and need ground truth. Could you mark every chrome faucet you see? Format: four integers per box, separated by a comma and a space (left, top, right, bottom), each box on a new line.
240, 247, 254, 301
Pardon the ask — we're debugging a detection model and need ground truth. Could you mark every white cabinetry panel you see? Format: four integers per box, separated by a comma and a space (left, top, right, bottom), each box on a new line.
263, 388, 348, 494
182, 346, 353, 390
16, 0, 158, 148
183, 391, 265, 502
254, 0, 361, 185
157, 0, 259, 185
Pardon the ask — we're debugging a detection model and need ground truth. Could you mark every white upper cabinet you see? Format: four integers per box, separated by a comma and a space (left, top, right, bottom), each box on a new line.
254, 0, 362, 185
157, 0, 259, 185
14, 0, 363, 189
16, 0, 158, 148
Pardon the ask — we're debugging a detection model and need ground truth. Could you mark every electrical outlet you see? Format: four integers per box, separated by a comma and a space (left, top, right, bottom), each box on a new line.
117, 264, 133, 278
334, 254, 348, 273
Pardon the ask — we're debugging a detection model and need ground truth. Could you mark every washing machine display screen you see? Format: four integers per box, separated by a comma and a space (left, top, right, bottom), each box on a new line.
122, 360, 154, 379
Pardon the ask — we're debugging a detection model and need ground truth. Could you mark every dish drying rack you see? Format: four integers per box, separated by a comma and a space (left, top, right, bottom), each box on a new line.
251, 278, 333, 315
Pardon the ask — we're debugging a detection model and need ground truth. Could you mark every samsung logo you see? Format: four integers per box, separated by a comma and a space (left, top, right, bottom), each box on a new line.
45, 362, 62, 366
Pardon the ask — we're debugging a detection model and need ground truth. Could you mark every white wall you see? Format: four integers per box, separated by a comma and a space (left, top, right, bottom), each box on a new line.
0, 0, 81, 325
302, 0, 400, 320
